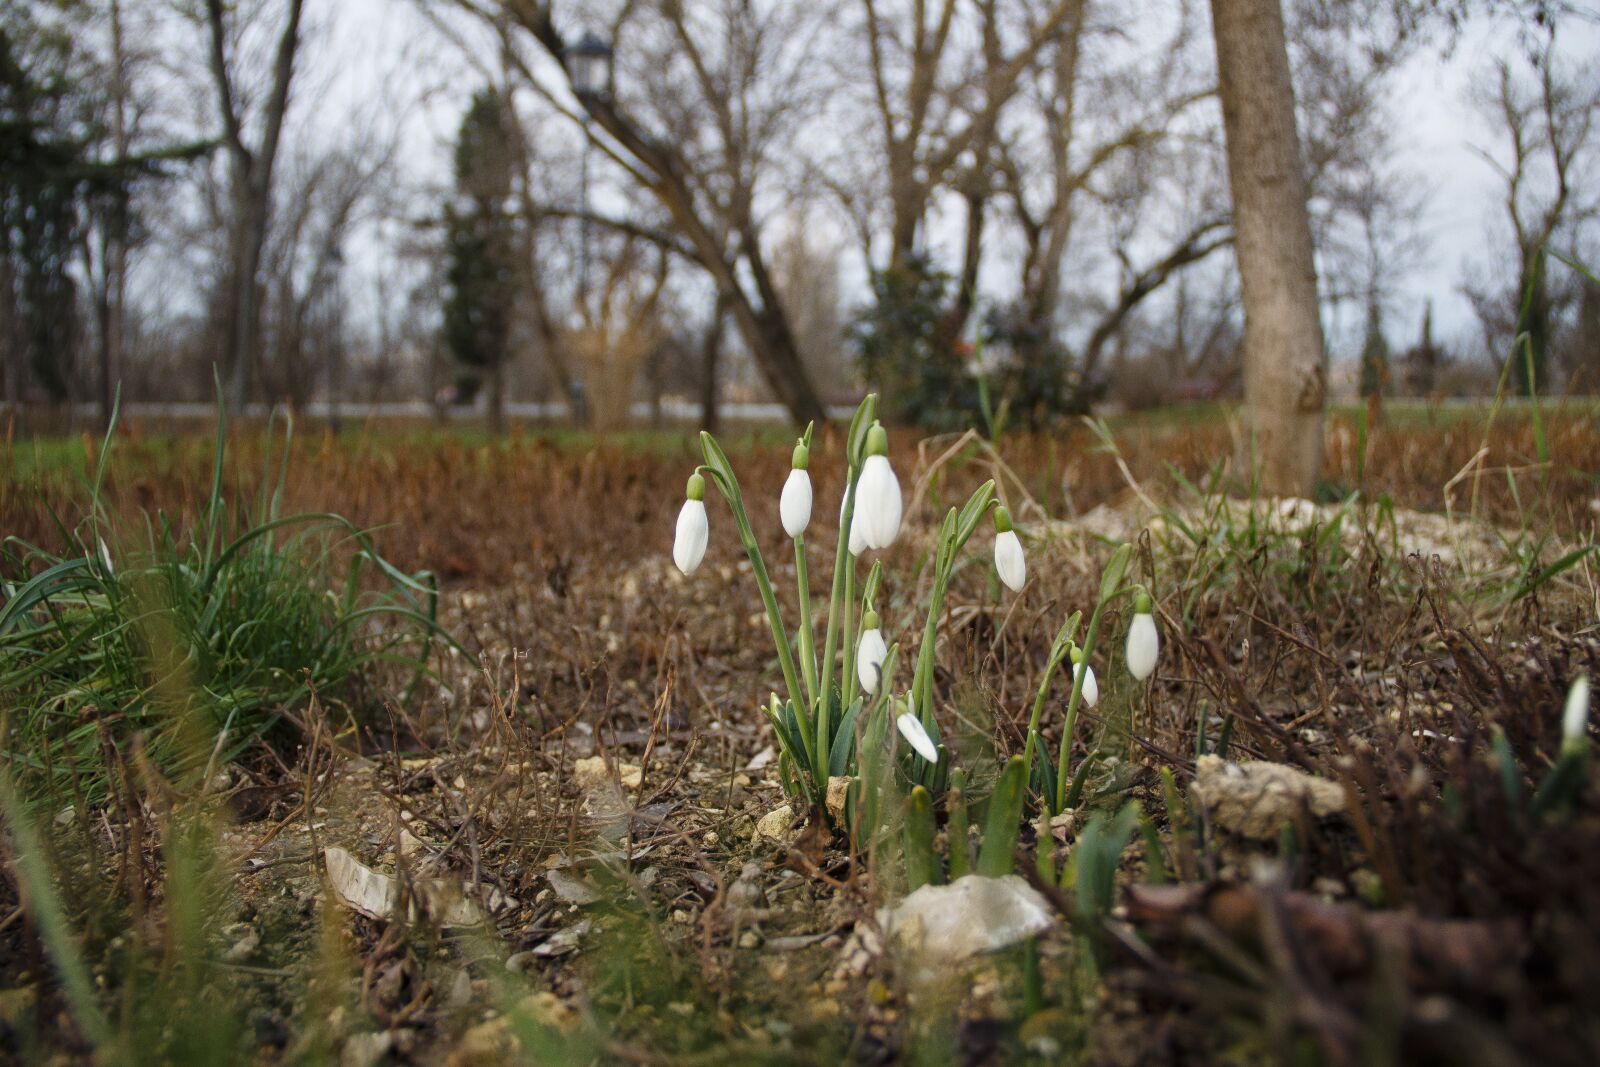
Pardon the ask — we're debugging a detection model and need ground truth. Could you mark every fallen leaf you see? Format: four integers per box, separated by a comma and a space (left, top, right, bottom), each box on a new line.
325, 846, 396, 921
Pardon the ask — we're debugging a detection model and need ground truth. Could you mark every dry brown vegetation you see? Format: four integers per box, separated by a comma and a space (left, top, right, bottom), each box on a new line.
2, 406, 1598, 1065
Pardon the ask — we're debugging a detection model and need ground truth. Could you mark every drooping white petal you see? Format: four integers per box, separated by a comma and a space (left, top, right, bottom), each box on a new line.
1126, 613, 1159, 682
857, 628, 889, 694
1564, 675, 1591, 745
673, 499, 708, 575
1075, 661, 1099, 708
780, 468, 813, 539
840, 487, 868, 556
896, 711, 939, 763
994, 530, 1026, 591
855, 454, 902, 550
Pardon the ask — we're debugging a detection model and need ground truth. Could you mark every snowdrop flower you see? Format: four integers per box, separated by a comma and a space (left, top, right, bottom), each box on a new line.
780, 440, 812, 539
1071, 646, 1099, 708
896, 707, 939, 763
673, 473, 709, 576
1563, 675, 1590, 754
854, 422, 902, 550
992, 506, 1025, 591
857, 609, 888, 694
1126, 592, 1159, 682
839, 485, 868, 556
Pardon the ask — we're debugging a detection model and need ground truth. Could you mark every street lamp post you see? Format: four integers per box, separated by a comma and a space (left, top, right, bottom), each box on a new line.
566, 30, 613, 314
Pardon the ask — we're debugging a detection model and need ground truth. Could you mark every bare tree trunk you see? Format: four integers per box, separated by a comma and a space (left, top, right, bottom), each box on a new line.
98, 0, 131, 429
206, 0, 305, 413
1210, 0, 1326, 495
701, 292, 729, 434
487, 360, 505, 436
0, 259, 17, 410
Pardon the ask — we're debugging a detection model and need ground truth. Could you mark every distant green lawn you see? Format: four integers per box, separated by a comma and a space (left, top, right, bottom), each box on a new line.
6, 398, 1595, 486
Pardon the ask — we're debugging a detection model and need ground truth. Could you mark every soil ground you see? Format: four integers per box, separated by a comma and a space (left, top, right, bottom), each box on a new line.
2, 406, 1599, 1065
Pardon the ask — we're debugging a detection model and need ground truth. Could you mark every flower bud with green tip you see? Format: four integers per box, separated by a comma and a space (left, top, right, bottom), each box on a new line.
993, 505, 1026, 591
1126, 590, 1159, 682
857, 607, 888, 694
780, 439, 812, 539
673, 473, 709, 576
854, 422, 902, 550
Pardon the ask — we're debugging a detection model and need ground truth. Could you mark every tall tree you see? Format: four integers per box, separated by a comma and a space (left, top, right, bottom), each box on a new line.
442, 88, 519, 435
1209, 0, 1327, 495
203, 0, 305, 411
1, 6, 89, 404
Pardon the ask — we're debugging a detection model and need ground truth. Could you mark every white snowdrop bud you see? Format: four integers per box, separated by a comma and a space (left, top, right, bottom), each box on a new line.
1071, 646, 1099, 708
854, 423, 902, 550
1563, 675, 1590, 753
857, 609, 888, 694
673, 473, 708, 576
1126, 592, 1159, 682
780, 441, 812, 539
992, 506, 1025, 591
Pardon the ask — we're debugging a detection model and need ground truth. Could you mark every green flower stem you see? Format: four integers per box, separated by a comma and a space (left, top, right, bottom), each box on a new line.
820, 475, 859, 719
912, 511, 958, 733
696, 442, 810, 773
1055, 544, 1132, 813
1021, 612, 1081, 778
841, 555, 857, 708
1054, 613, 1100, 813
795, 536, 818, 712
908, 482, 997, 740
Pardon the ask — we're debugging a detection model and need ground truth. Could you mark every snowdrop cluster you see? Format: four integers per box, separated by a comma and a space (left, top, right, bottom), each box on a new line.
670, 394, 1165, 826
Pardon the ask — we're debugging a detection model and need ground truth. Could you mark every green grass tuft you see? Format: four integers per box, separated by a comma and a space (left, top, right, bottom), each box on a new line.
0, 391, 452, 800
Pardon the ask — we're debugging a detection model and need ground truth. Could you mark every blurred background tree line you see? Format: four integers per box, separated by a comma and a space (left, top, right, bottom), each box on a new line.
2, 0, 1598, 446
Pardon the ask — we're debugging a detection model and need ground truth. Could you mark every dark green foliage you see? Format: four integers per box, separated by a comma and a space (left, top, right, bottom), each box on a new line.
1359, 301, 1389, 399
442, 89, 519, 387
976, 755, 1027, 877
850, 256, 978, 431
0, 6, 203, 401
1072, 802, 1142, 965
980, 301, 1098, 428
1, 7, 92, 400
850, 256, 1092, 431
904, 785, 940, 890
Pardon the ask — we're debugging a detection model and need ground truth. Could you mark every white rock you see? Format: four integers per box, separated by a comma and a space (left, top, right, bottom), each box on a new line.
876, 874, 1053, 961
753, 803, 798, 844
